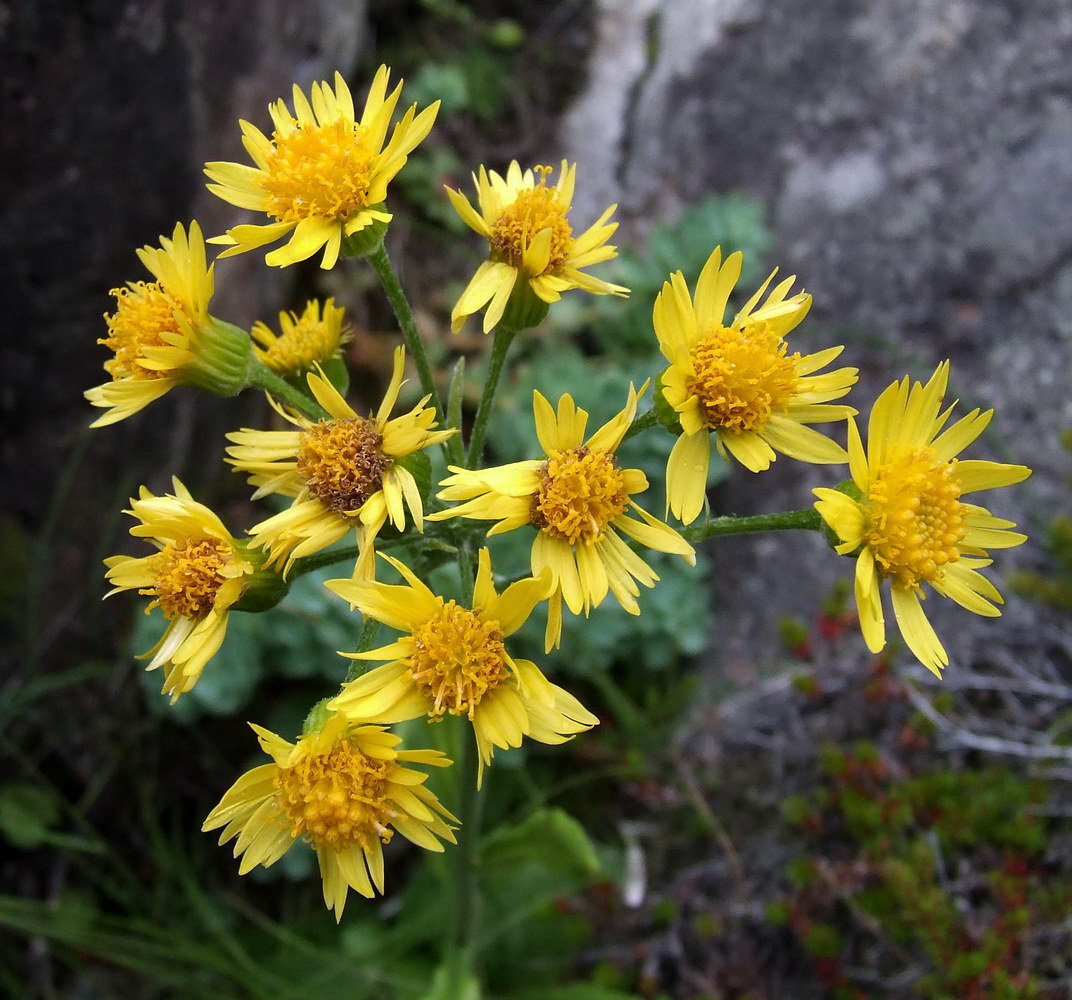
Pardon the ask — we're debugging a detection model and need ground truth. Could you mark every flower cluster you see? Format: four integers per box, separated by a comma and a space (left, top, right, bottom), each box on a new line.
90, 65, 1031, 921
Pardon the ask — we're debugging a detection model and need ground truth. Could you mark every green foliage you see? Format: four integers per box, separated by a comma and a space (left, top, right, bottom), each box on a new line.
422, 954, 481, 1000
482, 808, 600, 881
511, 988, 646, 1000
478, 809, 602, 989
0, 783, 61, 849
780, 738, 1057, 998
803, 923, 841, 960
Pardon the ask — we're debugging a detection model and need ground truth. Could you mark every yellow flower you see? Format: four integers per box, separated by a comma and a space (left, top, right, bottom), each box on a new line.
446, 160, 628, 333
104, 478, 258, 702
205, 68, 439, 269
814, 363, 1031, 676
251, 298, 350, 377
86, 222, 249, 427
655, 246, 858, 522
202, 714, 455, 921
326, 550, 597, 786
227, 347, 454, 579
431, 386, 696, 651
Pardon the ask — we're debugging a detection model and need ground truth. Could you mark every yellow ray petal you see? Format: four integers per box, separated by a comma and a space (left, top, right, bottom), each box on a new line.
694, 247, 742, 325
720, 429, 776, 472
891, 586, 947, 677
762, 417, 849, 465
854, 556, 885, 652
954, 460, 1031, 494
665, 430, 711, 524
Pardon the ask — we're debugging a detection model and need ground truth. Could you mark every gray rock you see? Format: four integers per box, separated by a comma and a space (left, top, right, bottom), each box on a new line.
560, 0, 1072, 673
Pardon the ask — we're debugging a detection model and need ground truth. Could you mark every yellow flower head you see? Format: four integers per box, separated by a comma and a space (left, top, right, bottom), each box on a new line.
205, 68, 439, 269
431, 386, 696, 651
814, 362, 1031, 676
251, 298, 350, 377
202, 714, 455, 921
227, 347, 455, 579
655, 247, 858, 522
104, 478, 257, 702
326, 550, 597, 787
447, 161, 628, 333
86, 222, 248, 427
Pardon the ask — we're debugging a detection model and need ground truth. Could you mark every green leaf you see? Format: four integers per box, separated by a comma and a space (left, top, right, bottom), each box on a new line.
481, 808, 599, 883
421, 950, 480, 1000
318, 356, 350, 396
397, 449, 434, 506
409, 63, 470, 116
0, 783, 61, 849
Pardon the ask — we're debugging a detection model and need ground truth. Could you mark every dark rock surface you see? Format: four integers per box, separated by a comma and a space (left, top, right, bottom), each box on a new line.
1, 0, 364, 665
560, 0, 1071, 672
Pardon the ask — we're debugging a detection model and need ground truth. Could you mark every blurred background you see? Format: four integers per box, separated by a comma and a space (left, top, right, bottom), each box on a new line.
3, 1, 1072, 997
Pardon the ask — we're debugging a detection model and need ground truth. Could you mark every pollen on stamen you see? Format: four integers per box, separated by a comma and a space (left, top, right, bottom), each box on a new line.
488, 166, 574, 274
531, 447, 629, 545
864, 448, 967, 590
144, 538, 232, 620
687, 323, 801, 433
101, 282, 187, 381
407, 602, 508, 718
275, 738, 394, 852
258, 121, 375, 222
297, 418, 392, 514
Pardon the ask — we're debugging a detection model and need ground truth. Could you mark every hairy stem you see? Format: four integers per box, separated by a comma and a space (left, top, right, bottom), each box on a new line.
451, 722, 480, 962
289, 545, 360, 580
682, 508, 822, 542
246, 359, 328, 421
344, 617, 382, 683
366, 241, 445, 420
622, 406, 661, 443
466, 326, 517, 467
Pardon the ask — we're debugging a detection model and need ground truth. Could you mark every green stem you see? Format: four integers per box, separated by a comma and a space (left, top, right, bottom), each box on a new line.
448, 532, 481, 974
682, 507, 821, 543
246, 359, 328, 421
466, 326, 517, 467
445, 356, 468, 468
456, 537, 476, 606
451, 721, 480, 963
366, 241, 445, 419
345, 617, 382, 683
290, 545, 360, 580
622, 406, 660, 442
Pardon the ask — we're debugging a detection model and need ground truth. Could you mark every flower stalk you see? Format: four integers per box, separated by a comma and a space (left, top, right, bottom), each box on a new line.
246, 358, 328, 421
682, 508, 822, 543
466, 326, 517, 466
622, 406, 661, 442
366, 240, 446, 424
